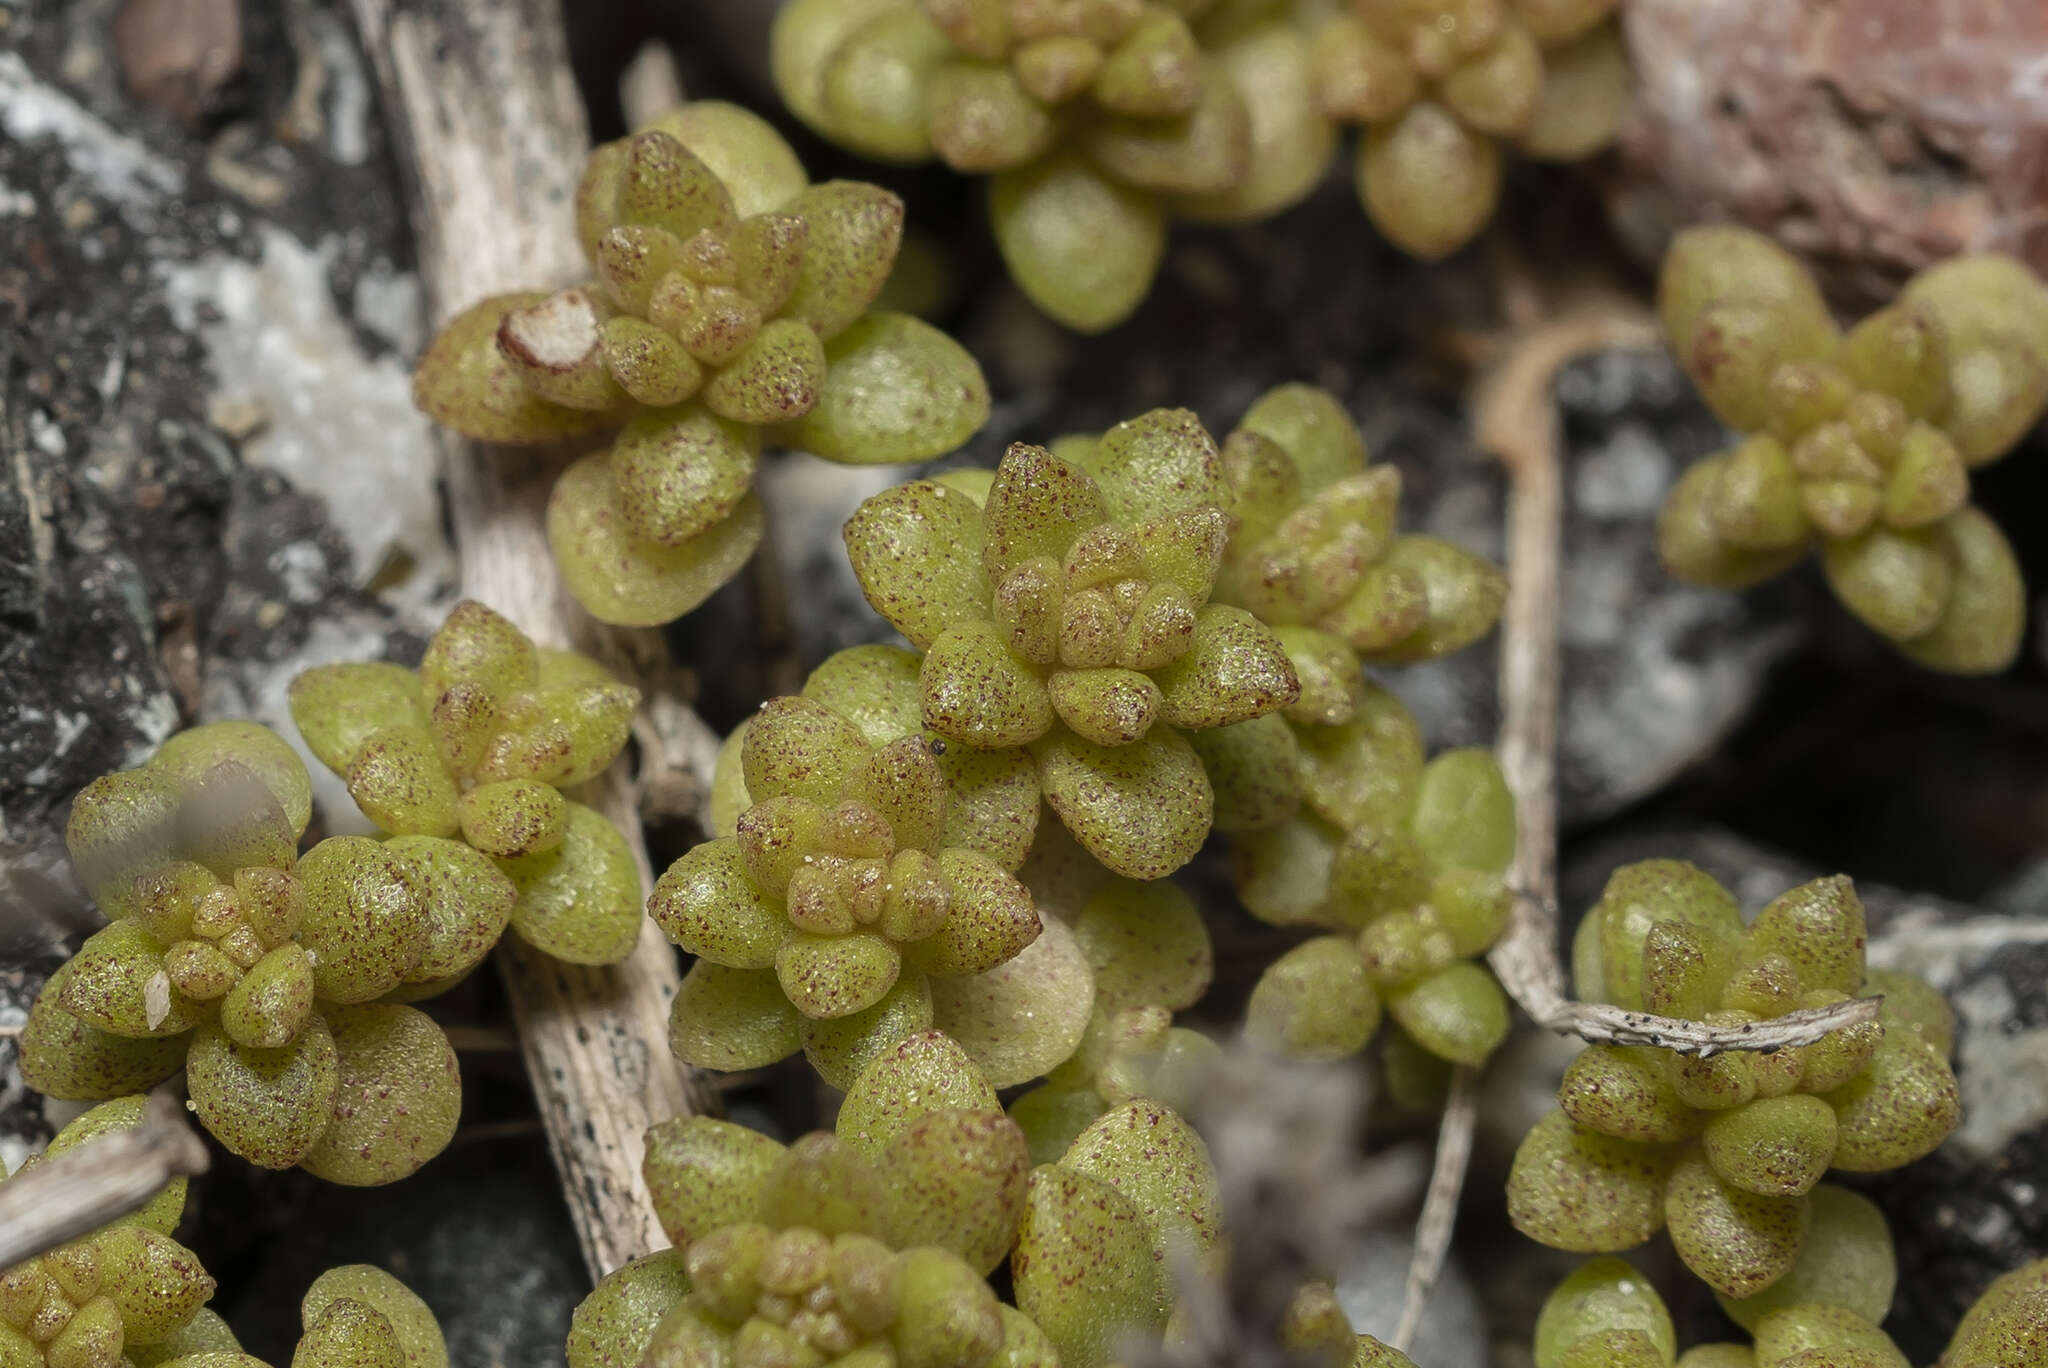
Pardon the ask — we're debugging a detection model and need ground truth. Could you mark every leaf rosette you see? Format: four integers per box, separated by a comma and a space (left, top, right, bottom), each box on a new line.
0, 1098, 218, 1368
1508, 862, 1960, 1304
410, 100, 990, 625
290, 599, 644, 967
845, 408, 1302, 880
1657, 227, 2048, 674
652, 660, 1059, 1085
772, 0, 1335, 331
570, 1030, 1227, 1368
23, 727, 469, 1185
1308, 0, 1631, 258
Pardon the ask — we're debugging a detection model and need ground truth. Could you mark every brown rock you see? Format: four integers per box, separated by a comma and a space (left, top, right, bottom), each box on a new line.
1609, 0, 2048, 304
112, 0, 242, 126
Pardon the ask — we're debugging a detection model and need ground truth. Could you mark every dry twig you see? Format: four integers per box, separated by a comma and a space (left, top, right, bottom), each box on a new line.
1476, 305, 1880, 1055
0, 1092, 208, 1269
347, 0, 716, 1279
1390, 1066, 1476, 1350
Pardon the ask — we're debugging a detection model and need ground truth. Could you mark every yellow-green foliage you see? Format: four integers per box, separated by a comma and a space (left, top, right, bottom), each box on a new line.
291, 600, 643, 967
773, 0, 1334, 331
0, 1100, 217, 1368
1657, 227, 2048, 673
570, 1030, 1219, 1368
844, 407, 1303, 879
1309, 0, 1629, 258
1510, 862, 1959, 1302
21, 727, 465, 1185
410, 101, 989, 625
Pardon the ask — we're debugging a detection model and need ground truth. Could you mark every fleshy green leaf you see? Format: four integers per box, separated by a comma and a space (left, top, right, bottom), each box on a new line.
929, 915, 1094, 1088
1036, 726, 1213, 881
838, 1028, 1000, 1157
844, 481, 993, 651
497, 802, 644, 966
989, 152, 1165, 335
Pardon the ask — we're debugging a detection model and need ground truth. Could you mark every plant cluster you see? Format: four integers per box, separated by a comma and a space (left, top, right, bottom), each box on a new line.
0, 1098, 216, 1368
0, 1099, 446, 1368
23, 30, 2048, 1360
1309, 0, 1630, 259
571, 1028, 1402, 1368
138, 1265, 446, 1368
1508, 862, 1960, 1306
650, 672, 1044, 1084
1530, 1251, 2048, 1367
1657, 226, 2048, 673
772, 0, 1334, 332
1200, 386, 1512, 1072
290, 599, 645, 966
412, 101, 990, 625
21, 726, 466, 1184
771, 0, 1634, 328
1532, 1254, 1912, 1368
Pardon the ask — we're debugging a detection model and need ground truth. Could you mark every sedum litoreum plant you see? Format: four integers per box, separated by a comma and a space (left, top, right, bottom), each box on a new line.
1657, 226, 2048, 673
134, 1264, 449, 1368
652, 647, 1051, 1087
290, 599, 645, 967
1531, 1255, 1916, 1368
1508, 862, 1961, 1305
1212, 383, 1506, 666
844, 407, 1303, 880
772, 0, 1335, 331
1308, 0, 1631, 259
411, 100, 990, 625
1236, 726, 1517, 1070
22, 725, 465, 1184
0, 1098, 217, 1368
1006, 878, 1221, 1162
567, 1029, 1222, 1368
1944, 1258, 2048, 1368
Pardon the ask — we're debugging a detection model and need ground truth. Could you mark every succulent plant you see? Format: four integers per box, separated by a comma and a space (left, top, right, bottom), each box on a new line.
21, 723, 465, 1183
772, 0, 1335, 331
1533, 1257, 1913, 1368
845, 408, 1303, 880
1658, 227, 2048, 673
411, 100, 990, 625
1213, 384, 1506, 666
1944, 1258, 2048, 1368
1225, 681, 1516, 1069
1007, 879, 1221, 1162
1307, 0, 1631, 258
290, 599, 645, 967
1508, 862, 1959, 1303
652, 647, 1055, 1085
133, 1265, 448, 1368
568, 1029, 1219, 1368
0, 1098, 217, 1368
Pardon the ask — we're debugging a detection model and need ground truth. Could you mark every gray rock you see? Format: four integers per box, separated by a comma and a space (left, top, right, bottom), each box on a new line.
1562, 824, 2048, 1361
1335, 1228, 1487, 1368
0, 0, 428, 882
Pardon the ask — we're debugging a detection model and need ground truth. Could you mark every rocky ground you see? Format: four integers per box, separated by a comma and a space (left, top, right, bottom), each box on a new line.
3, 1, 2046, 1364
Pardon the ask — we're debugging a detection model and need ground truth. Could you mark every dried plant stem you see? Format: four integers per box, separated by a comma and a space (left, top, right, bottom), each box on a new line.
1391, 1065, 1476, 1350
0, 1092, 207, 1269
348, 0, 714, 1280
1479, 310, 1881, 1055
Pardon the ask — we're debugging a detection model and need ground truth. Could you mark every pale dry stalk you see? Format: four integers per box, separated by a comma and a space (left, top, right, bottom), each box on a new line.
346, 0, 716, 1279
0, 1092, 207, 1270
